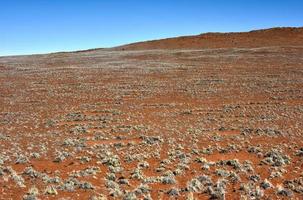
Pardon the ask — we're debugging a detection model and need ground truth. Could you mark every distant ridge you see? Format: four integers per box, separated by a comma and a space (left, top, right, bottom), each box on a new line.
1, 27, 303, 58
113, 27, 303, 50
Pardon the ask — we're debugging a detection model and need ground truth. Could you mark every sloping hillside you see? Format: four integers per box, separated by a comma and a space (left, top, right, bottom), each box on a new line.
114, 27, 303, 50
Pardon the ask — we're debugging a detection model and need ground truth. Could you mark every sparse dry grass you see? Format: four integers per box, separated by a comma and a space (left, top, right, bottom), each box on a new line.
0, 46, 303, 199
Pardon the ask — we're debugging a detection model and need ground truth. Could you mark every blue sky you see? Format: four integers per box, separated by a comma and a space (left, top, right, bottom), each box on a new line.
1, 0, 303, 56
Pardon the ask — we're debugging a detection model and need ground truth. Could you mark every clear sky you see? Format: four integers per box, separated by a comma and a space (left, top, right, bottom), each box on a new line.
1, 0, 303, 56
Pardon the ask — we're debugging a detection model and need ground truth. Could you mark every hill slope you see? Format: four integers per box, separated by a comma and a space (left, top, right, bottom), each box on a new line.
114, 27, 303, 50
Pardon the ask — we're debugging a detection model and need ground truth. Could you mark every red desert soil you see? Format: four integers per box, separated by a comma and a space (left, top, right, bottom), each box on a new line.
0, 27, 303, 200
115, 27, 303, 50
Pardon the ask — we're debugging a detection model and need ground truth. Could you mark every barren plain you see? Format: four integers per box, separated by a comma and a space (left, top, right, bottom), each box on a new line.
0, 27, 303, 199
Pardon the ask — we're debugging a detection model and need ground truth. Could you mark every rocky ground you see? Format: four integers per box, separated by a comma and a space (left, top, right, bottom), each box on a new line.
0, 46, 303, 199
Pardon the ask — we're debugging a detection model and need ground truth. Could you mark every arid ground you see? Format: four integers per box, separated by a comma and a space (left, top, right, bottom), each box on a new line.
0, 27, 303, 199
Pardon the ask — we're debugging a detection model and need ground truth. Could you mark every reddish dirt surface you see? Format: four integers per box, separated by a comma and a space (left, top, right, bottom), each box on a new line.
115, 27, 303, 50
0, 27, 303, 199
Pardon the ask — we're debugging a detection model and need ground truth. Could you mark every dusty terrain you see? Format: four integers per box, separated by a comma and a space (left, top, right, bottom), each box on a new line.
0, 27, 303, 200
115, 27, 303, 50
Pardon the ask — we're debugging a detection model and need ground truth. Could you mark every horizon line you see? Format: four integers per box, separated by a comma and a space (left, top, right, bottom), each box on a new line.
1, 25, 302, 58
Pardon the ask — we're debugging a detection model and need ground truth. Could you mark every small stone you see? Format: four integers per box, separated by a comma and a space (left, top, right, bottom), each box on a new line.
44, 185, 58, 195
260, 179, 272, 189
167, 188, 179, 196
277, 185, 293, 196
